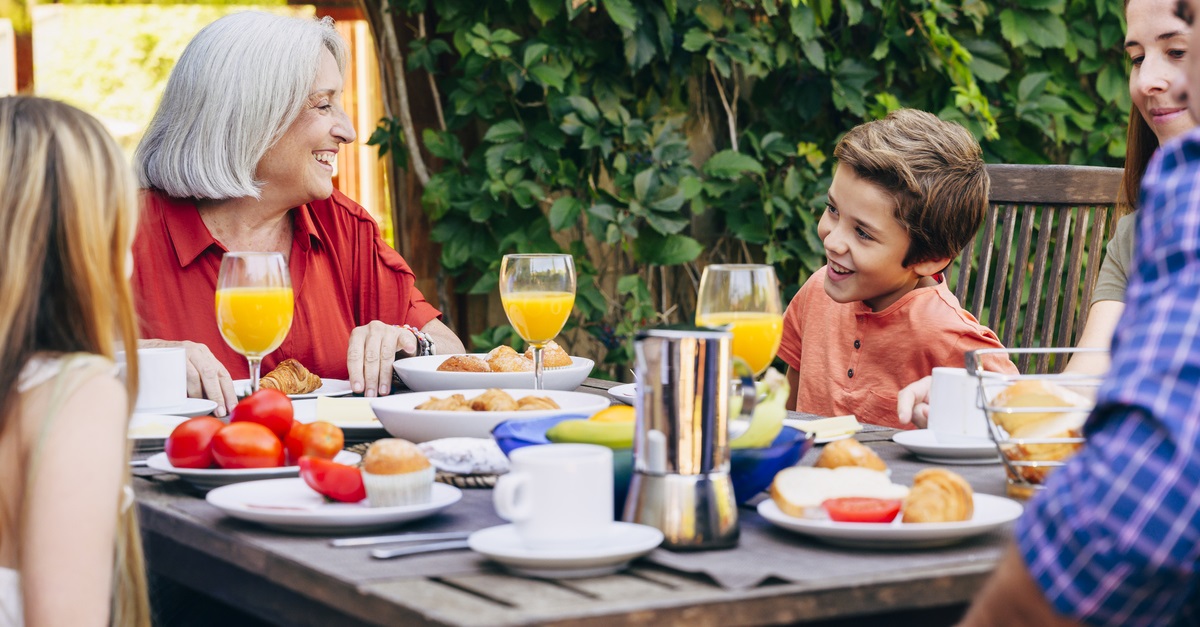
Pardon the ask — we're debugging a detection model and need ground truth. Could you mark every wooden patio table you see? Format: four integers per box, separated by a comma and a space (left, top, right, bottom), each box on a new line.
134, 378, 1013, 626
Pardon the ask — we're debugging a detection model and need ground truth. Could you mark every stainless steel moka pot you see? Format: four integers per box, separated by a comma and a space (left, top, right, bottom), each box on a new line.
623, 326, 757, 550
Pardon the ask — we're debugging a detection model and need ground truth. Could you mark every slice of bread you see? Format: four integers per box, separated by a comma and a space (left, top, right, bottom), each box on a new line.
770, 467, 910, 519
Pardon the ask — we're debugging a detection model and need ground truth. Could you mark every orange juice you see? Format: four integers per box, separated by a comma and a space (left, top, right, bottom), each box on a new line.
215, 287, 295, 356
696, 311, 784, 374
502, 291, 575, 343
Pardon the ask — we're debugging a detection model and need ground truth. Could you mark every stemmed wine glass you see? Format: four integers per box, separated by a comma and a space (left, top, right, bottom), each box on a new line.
499, 254, 576, 390
695, 264, 783, 377
215, 252, 295, 392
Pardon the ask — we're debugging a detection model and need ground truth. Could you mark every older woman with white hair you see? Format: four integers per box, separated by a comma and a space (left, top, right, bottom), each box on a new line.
132, 11, 464, 415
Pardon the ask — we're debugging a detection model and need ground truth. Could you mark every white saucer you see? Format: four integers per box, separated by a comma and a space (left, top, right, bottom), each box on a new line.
127, 413, 190, 452
892, 429, 999, 463
143, 398, 218, 418
234, 378, 353, 399
608, 383, 636, 405
468, 522, 663, 578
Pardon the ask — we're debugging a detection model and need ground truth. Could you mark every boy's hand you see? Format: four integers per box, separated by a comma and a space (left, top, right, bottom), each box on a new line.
896, 376, 933, 429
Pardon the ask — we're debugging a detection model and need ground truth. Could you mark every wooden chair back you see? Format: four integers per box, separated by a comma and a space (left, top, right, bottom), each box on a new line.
947, 164, 1124, 373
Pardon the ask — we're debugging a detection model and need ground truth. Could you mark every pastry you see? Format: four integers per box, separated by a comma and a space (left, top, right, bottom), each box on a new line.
415, 394, 471, 411
516, 395, 560, 411
259, 358, 322, 395
436, 355, 490, 373
990, 380, 1089, 486
901, 468, 974, 523
361, 438, 434, 507
524, 340, 572, 368
989, 379, 1090, 434
469, 388, 519, 411
814, 438, 887, 472
488, 352, 533, 373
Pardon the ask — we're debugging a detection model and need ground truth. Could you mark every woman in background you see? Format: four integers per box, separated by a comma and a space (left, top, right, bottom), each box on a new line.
0, 97, 150, 626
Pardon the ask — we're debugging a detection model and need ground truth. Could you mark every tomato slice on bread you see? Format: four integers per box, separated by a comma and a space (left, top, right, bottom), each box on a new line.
821, 497, 902, 523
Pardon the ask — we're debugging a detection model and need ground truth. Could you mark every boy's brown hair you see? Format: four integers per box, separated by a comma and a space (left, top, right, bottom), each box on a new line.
833, 108, 989, 268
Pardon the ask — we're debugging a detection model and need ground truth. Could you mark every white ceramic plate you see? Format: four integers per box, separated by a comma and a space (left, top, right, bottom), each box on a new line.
892, 429, 1000, 462
145, 450, 361, 492
393, 354, 594, 392
234, 378, 353, 399
608, 383, 636, 405
371, 389, 611, 443
127, 414, 190, 452
468, 522, 663, 578
144, 398, 218, 418
757, 494, 1023, 549
206, 478, 462, 534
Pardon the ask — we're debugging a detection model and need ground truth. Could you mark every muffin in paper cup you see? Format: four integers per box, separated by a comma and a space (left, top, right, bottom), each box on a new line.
361, 439, 434, 507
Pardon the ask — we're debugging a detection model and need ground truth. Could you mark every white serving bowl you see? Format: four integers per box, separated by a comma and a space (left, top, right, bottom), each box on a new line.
370, 388, 611, 443
393, 354, 594, 392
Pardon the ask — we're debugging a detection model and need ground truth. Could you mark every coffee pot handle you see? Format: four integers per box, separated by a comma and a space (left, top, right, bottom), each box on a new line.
728, 357, 757, 440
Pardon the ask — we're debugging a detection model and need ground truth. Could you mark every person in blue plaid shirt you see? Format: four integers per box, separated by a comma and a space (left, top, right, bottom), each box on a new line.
964, 1, 1200, 624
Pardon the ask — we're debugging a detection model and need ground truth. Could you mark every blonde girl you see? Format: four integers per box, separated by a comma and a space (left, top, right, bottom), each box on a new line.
0, 97, 150, 626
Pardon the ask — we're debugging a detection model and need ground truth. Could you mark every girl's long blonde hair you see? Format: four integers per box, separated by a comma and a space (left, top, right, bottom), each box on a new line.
0, 96, 149, 626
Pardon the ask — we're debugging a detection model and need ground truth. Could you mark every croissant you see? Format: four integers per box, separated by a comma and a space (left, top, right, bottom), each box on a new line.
468, 388, 519, 412
416, 394, 471, 411
259, 359, 322, 395
901, 469, 974, 523
516, 396, 561, 411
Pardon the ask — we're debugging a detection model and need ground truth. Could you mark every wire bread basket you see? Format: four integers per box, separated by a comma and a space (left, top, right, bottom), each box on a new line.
966, 348, 1106, 500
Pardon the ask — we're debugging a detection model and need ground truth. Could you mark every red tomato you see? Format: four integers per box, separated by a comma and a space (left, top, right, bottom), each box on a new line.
821, 498, 903, 523
165, 417, 225, 469
211, 422, 285, 469
230, 389, 294, 440
285, 421, 344, 464
299, 456, 366, 503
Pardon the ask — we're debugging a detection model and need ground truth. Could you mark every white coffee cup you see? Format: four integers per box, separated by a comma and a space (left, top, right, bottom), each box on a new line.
493, 443, 613, 550
117, 348, 187, 411
927, 367, 989, 441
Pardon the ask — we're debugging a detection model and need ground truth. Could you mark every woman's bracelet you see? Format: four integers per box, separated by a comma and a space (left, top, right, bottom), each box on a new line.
401, 324, 435, 356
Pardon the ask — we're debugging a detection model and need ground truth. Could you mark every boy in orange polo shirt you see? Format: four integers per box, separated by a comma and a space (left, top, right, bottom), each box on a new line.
778, 109, 1017, 429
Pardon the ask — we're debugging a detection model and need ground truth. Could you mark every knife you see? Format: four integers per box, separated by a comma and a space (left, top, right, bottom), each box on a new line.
371, 539, 471, 559
329, 531, 471, 547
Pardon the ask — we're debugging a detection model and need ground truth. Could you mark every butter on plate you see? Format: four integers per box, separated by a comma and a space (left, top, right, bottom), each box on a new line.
315, 396, 379, 424
788, 415, 862, 440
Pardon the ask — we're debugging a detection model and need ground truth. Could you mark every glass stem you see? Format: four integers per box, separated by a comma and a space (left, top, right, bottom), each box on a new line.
248, 357, 263, 393
532, 345, 545, 391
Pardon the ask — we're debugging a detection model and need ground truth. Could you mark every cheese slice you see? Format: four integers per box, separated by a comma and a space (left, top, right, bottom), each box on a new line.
316, 396, 379, 424
791, 415, 862, 439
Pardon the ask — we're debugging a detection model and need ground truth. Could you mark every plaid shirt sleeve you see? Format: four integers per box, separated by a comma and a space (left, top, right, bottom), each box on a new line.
1016, 130, 1200, 626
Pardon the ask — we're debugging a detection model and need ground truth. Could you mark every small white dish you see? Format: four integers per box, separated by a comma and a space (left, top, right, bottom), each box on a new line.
206, 478, 461, 534
292, 399, 386, 444
393, 354, 594, 392
608, 383, 636, 405
234, 378, 353, 399
468, 522, 663, 578
892, 429, 999, 462
153, 397, 218, 418
371, 389, 611, 443
127, 413, 190, 452
757, 494, 1022, 549
145, 450, 362, 492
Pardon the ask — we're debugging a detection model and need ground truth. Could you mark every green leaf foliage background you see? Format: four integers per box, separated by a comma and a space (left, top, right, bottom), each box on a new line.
375, 0, 1129, 373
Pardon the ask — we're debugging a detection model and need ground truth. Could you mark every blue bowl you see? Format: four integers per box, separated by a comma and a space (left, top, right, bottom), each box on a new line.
491, 415, 812, 515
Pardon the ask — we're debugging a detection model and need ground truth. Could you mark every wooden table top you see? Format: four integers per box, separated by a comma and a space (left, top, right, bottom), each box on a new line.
134, 378, 1013, 626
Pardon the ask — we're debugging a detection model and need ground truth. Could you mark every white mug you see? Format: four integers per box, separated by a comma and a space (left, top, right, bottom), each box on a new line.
493, 444, 613, 550
927, 367, 989, 441
117, 347, 187, 411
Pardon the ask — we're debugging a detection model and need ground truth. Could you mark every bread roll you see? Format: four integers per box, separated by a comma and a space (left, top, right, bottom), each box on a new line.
990, 379, 1090, 434
770, 467, 909, 519
902, 468, 974, 523
436, 355, 490, 372
525, 340, 572, 368
814, 439, 887, 472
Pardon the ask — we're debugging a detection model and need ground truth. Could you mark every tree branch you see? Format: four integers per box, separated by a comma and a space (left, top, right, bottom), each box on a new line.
708, 60, 737, 152
417, 13, 447, 132
379, 7, 430, 186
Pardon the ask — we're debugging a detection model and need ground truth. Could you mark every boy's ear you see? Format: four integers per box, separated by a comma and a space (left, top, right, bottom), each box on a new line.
909, 256, 953, 278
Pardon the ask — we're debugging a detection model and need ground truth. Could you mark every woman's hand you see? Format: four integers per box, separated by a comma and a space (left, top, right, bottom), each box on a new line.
347, 321, 415, 397
896, 376, 933, 429
140, 339, 237, 417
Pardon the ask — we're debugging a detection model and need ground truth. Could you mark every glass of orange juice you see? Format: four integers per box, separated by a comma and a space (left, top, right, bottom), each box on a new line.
695, 264, 783, 376
215, 252, 294, 392
499, 254, 576, 390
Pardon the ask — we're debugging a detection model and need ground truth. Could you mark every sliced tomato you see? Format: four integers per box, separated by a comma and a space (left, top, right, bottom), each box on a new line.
299, 456, 366, 503
821, 498, 902, 523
